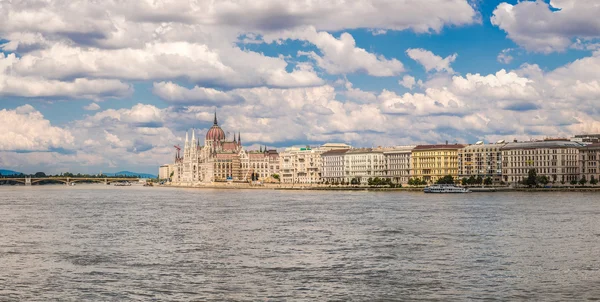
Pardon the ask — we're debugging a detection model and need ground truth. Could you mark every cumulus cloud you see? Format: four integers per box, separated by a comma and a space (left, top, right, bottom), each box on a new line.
406, 48, 457, 73
84, 103, 101, 111
265, 27, 404, 76
497, 48, 514, 64
399, 75, 417, 89
0, 0, 478, 45
0, 105, 74, 152
152, 82, 243, 106
0, 53, 132, 99
10, 43, 323, 89
492, 1, 600, 53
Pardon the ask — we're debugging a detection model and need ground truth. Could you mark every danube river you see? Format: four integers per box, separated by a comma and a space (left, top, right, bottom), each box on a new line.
1, 185, 599, 300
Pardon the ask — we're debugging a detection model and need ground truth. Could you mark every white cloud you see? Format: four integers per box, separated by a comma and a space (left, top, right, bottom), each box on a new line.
0, 53, 132, 99
492, 1, 600, 53
84, 103, 101, 111
0, 0, 478, 45
152, 82, 242, 106
0, 105, 74, 152
399, 75, 416, 89
11, 43, 323, 89
406, 48, 457, 73
265, 27, 404, 76
497, 48, 514, 64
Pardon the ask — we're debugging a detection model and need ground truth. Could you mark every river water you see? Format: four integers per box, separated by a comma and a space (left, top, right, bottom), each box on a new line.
0, 185, 599, 301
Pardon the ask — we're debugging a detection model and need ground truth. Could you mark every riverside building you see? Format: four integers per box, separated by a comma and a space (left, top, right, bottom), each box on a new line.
279, 146, 325, 184
170, 112, 280, 185
158, 164, 174, 181
411, 143, 465, 183
458, 141, 505, 183
383, 146, 415, 184
500, 140, 584, 184
578, 143, 600, 182
343, 148, 386, 185
321, 149, 349, 184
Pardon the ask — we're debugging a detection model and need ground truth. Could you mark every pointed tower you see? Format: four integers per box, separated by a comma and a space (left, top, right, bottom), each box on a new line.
213, 110, 218, 126
191, 129, 196, 156
238, 132, 241, 146
184, 130, 189, 155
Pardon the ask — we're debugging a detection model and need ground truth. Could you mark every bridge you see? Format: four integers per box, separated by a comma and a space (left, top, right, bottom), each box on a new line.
2, 177, 141, 186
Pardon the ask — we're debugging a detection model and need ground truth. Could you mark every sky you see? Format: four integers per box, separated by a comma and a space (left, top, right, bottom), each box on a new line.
1, 0, 600, 175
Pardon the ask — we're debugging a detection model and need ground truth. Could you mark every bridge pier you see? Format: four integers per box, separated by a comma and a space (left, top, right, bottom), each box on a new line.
104, 178, 108, 185
25, 177, 31, 186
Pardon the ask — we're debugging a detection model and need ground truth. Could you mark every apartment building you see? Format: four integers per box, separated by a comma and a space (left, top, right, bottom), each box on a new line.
384, 146, 415, 184
411, 144, 465, 183
500, 140, 584, 184
579, 143, 600, 182
279, 146, 325, 184
458, 141, 504, 183
344, 148, 386, 184
321, 149, 349, 184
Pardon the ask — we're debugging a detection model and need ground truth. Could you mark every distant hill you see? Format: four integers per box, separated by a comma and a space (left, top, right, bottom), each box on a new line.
0, 169, 21, 176
104, 171, 157, 178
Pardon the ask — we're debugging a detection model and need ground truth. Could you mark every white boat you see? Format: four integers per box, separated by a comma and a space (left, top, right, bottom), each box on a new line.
424, 184, 471, 193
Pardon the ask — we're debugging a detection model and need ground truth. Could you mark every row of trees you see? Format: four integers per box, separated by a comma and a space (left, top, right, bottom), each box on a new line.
523, 169, 598, 187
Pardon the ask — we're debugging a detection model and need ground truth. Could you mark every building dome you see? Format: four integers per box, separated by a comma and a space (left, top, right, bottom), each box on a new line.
206, 112, 226, 141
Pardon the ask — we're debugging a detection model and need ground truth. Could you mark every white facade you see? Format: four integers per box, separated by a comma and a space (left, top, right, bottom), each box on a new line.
158, 164, 173, 181
580, 144, 600, 183
344, 149, 386, 184
384, 146, 414, 184
501, 140, 584, 184
321, 149, 348, 183
279, 146, 325, 184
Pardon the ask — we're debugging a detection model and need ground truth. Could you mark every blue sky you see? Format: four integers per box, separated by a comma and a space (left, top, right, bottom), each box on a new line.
1, 0, 600, 174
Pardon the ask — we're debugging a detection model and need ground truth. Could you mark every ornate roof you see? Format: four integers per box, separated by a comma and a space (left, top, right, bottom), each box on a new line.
206, 112, 226, 141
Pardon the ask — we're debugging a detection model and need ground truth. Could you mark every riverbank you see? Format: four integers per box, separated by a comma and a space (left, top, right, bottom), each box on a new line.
158, 183, 600, 192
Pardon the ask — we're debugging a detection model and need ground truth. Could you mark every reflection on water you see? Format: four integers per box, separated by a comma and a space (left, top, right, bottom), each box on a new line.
1, 185, 599, 300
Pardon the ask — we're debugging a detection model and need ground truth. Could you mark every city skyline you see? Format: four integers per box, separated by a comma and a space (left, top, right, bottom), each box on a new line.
2, 0, 600, 174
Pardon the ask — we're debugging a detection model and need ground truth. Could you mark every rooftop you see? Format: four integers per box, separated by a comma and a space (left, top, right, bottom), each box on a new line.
321, 149, 349, 156
414, 144, 466, 150
500, 140, 586, 150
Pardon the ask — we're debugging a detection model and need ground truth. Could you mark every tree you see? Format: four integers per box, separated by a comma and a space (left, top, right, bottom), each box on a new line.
351, 178, 359, 185
552, 174, 557, 184
467, 176, 476, 185
579, 175, 587, 186
537, 175, 549, 186
570, 179, 578, 186
461, 177, 468, 186
475, 176, 483, 185
484, 177, 493, 185
525, 169, 538, 187
169, 171, 174, 180
34, 172, 47, 177
436, 175, 454, 184
272, 173, 280, 180
590, 175, 598, 186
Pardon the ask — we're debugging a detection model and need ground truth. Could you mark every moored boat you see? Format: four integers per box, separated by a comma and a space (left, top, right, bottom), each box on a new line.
424, 184, 471, 193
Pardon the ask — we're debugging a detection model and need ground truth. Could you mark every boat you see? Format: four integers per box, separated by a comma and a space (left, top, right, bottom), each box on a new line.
424, 184, 471, 193
114, 181, 132, 186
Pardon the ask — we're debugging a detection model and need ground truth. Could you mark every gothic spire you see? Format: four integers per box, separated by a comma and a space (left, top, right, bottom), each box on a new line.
238, 132, 241, 146
213, 110, 218, 125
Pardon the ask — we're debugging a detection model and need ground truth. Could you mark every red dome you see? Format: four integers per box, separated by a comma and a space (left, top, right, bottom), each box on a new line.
206, 125, 225, 141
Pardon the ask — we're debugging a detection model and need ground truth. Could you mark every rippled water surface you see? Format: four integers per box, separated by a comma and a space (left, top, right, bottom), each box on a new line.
1, 185, 600, 301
